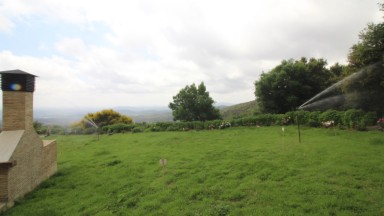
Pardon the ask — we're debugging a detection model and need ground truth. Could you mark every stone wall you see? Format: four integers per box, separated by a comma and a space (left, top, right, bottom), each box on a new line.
0, 166, 8, 202
40, 140, 57, 182
7, 130, 51, 202
5, 130, 57, 205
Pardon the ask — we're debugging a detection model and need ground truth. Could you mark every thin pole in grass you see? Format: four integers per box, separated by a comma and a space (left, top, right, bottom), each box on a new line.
159, 158, 167, 175
297, 114, 301, 144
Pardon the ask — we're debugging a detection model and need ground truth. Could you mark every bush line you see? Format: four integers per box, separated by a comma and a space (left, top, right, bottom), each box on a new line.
94, 109, 380, 134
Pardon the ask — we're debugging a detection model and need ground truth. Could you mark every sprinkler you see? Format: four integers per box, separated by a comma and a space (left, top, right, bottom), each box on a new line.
296, 62, 383, 143
84, 117, 99, 140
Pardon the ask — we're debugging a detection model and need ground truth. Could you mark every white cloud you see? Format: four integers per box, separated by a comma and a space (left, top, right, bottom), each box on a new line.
0, 14, 13, 33
0, 0, 382, 108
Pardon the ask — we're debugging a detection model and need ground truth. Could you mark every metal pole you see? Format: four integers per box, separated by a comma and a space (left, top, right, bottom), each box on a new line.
297, 114, 301, 144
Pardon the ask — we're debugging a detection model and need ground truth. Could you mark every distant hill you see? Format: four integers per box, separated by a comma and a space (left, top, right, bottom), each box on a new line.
7, 102, 259, 126
29, 107, 173, 126
220, 100, 259, 119
116, 107, 173, 123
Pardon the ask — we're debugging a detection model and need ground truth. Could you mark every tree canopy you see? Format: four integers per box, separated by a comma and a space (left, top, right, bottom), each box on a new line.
347, 4, 384, 70
254, 58, 334, 113
169, 82, 221, 121
83, 109, 133, 128
340, 3, 384, 115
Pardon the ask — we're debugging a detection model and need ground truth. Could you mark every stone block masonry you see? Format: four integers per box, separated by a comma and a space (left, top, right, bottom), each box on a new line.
2, 92, 34, 131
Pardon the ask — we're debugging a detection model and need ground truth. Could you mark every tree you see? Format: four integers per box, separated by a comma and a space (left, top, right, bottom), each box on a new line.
347, 3, 384, 69
33, 120, 46, 135
329, 62, 346, 83
169, 82, 221, 121
254, 58, 333, 113
83, 109, 133, 128
342, 3, 384, 115
347, 23, 384, 69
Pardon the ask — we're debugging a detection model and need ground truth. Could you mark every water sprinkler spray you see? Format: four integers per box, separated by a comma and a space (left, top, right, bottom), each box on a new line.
298, 62, 381, 111
296, 62, 383, 143
84, 117, 99, 140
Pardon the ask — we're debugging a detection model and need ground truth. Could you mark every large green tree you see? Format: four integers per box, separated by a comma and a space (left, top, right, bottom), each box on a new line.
342, 3, 384, 114
169, 82, 221, 121
254, 58, 334, 113
347, 23, 384, 68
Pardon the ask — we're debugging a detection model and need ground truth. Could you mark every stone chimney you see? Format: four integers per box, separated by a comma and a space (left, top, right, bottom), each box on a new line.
0, 70, 37, 131
0, 70, 57, 212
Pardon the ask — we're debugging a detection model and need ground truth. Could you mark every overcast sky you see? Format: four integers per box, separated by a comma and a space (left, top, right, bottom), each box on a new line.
0, 0, 382, 109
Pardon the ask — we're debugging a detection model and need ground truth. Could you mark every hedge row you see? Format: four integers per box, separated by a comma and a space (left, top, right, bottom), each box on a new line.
95, 109, 381, 134
285, 109, 378, 131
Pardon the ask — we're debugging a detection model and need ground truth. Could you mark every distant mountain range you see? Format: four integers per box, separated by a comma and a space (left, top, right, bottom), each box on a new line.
0, 101, 258, 126
116, 107, 173, 123
33, 106, 174, 126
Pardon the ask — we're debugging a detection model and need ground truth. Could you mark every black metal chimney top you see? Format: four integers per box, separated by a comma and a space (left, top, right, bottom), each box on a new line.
0, 70, 37, 92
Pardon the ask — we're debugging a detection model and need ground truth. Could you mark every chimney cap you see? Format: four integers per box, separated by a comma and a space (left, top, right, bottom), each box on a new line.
0, 69, 37, 92
0, 69, 38, 77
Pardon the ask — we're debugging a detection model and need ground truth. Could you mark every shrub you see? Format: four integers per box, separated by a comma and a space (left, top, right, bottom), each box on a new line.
281, 115, 292, 125
284, 111, 296, 122
377, 117, 384, 130
319, 110, 342, 125
193, 121, 205, 130
103, 123, 135, 133
343, 109, 365, 129
132, 127, 144, 133
219, 121, 231, 129
356, 119, 368, 131
204, 120, 222, 129
255, 114, 280, 126
307, 111, 321, 127
166, 125, 180, 131
84, 127, 97, 134
230, 118, 243, 127
288, 110, 311, 125
363, 112, 377, 126
154, 122, 173, 131
72, 110, 381, 134
149, 126, 161, 132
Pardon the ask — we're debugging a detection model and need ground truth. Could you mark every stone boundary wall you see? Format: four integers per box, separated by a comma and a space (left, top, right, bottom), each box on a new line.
40, 140, 57, 182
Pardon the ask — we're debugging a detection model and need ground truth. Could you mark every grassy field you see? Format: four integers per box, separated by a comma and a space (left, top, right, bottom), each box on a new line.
2, 126, 384, 215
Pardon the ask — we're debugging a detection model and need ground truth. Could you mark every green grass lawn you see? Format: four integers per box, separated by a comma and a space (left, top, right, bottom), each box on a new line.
2, 126, 384, 215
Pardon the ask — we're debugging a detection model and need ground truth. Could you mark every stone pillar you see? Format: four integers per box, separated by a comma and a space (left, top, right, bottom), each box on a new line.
2, 92, 34, 131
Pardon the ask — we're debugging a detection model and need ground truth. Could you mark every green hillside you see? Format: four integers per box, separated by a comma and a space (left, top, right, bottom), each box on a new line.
220, 100, 259, 119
